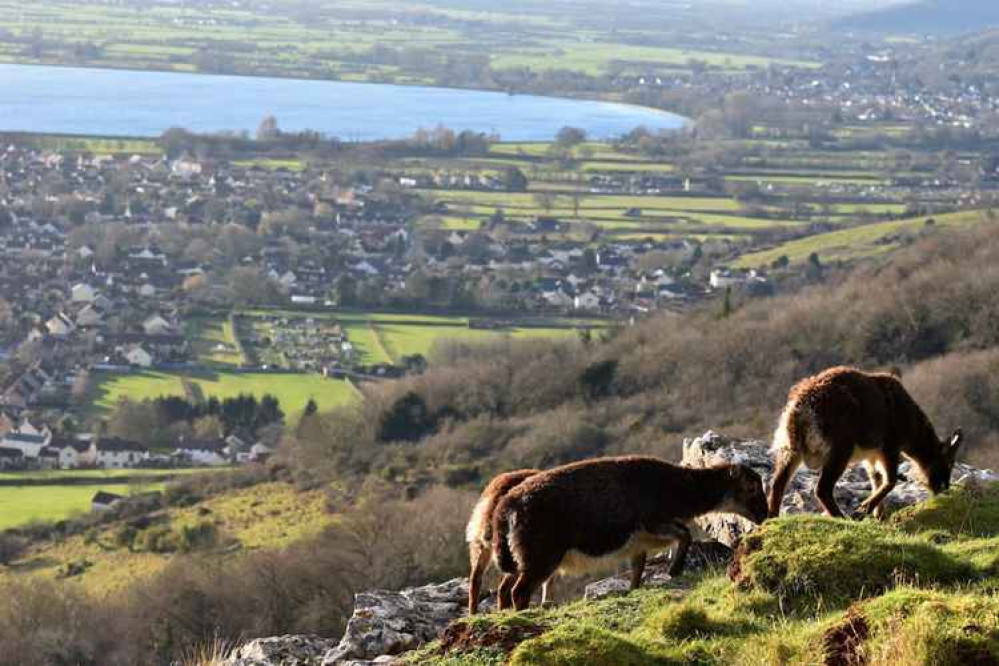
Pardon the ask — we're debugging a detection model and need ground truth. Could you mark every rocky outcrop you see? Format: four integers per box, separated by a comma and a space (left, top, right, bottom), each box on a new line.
682, 430, 999, 546
219, 431, 999, 666
324, 578, 485, 664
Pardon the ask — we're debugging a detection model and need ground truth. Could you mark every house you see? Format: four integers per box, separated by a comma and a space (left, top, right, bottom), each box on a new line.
88, 437, 149, 468
573, 292, 601, 311
75, 304, 105, 328
38, 446, 61, 470
45, 312, 76, 337
142, 315, 174, 336
92, 491, 124, 512
125, 345, 154, 368
45, 438, 90, 469
1, 431, 51, 458
249, 442, 274, 463
174, 438, 229, 466
0, 447, 24, 470
70, 283, 97, 303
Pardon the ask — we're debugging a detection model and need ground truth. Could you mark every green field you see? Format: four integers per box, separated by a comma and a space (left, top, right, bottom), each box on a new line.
0, 483, 165, 530
0, 469, 212, 482
187, 317, 244, 367
86, 370, 360, 420
2, 482, 331, 593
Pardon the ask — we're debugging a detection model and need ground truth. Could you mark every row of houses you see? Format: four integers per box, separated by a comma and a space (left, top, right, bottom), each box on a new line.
0, 418, 273, 470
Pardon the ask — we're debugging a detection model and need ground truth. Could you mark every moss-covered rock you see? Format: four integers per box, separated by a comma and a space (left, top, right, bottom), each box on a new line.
893, 480, 999, 539
730, 516, 975, 603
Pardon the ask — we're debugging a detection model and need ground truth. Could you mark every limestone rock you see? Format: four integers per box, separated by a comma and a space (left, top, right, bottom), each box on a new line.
584, 541, 732, 600
224, 635, 338, 666
681, 430, 999, 546
323, 578, 480, 665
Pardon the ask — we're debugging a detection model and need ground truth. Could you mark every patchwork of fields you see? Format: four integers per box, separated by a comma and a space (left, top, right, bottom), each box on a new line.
0, 1, 818, 84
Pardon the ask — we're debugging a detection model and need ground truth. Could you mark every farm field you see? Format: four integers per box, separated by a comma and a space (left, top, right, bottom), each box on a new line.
237, 310, 604, 366
0, 1, 819, 88
187, 317, 244, 367
0, 483, 165, 530
0, 469, 214, 482
3, 482, 331, 594
86, 370, 360, 420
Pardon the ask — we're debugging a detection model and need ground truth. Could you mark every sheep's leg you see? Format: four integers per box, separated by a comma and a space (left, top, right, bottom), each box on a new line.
855, 459, 898, 520
667, 523, 692, 577
768, 449, 802, 518
540, 577, 554, 606
816, 449, 851, 519
467, 540, 491, 615
512, 566, 557, 611
497, 573, 516, 611
629, 552, 647, 590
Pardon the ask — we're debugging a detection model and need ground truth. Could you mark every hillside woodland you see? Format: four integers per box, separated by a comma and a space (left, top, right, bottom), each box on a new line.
3, 224, 999, 664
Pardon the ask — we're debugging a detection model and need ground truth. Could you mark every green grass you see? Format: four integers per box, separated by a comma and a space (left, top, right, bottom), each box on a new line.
86, 370, 360, 421
186, 316, 244, 367
491, 42, 819, 75
733, 210, 991, 268
0, 483, 165, 530
734, 515, 975, 605
2, 481, 331, 594
0, 469, 211, 481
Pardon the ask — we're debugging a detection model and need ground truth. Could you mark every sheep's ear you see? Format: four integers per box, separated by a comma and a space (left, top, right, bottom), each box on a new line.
949, 429, 964, 453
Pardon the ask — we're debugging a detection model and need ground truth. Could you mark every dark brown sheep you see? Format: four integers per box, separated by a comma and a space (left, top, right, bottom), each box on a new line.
491, 456, 767, 611
768, 366, 963, 519
466, 469, 541, 614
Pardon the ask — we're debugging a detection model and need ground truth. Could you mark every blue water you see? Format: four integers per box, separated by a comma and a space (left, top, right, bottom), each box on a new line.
0, 64, 684, 141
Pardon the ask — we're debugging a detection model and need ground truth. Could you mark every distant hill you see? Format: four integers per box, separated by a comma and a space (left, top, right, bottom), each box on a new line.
837, 0, 999, 35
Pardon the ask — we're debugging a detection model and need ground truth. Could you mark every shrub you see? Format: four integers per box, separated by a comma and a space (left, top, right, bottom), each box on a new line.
0, 534, 27, 566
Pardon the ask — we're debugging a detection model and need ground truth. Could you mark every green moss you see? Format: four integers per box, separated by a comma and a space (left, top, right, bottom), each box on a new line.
859, 588, 999, 665
893, 481, 999, 539
508, 625, 659, 666
736, 516, 974, 604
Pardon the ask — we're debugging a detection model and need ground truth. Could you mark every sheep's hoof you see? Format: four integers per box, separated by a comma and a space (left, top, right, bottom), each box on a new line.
540, 600, 556, 610
850, 508, 870, 521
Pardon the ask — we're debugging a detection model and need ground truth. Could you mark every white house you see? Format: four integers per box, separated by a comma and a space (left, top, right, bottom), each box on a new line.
1, 431, 51, 458
174, 439, 229, 466
71, 283, 97, 303
125, 345, 154, 368
45, 439, 89, 469
76, 304, 104, 328
88, 438, 149, 469
46, 313, 76, 337
142, 315, 174, 336
573, 292, 601, 311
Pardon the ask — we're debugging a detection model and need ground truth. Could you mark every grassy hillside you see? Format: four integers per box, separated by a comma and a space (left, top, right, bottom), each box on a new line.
408, 482, 999, 665
837, 0, 999, 35
2, 481, 331, 595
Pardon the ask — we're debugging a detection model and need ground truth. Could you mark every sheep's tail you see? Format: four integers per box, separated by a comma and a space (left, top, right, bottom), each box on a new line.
492, 502, 518, 574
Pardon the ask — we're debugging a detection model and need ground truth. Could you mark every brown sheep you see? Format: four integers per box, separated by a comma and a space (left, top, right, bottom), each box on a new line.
768, 366, 963, 519
466, 469, 541, 614
491, 456, 768, 611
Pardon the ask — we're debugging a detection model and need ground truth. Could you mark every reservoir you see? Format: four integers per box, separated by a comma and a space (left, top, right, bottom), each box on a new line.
0, 64, 685, 141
